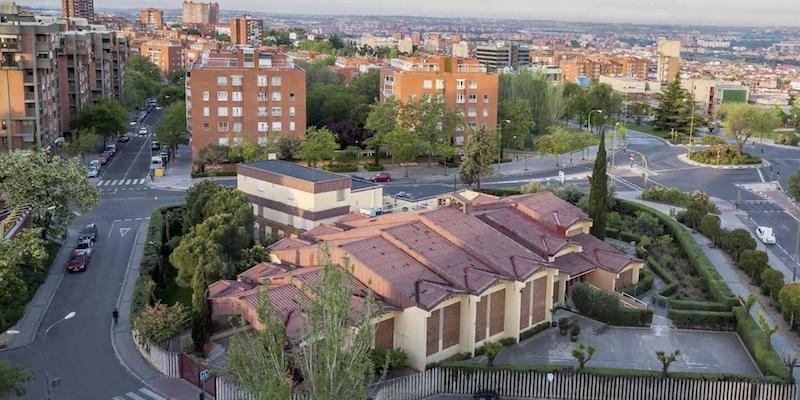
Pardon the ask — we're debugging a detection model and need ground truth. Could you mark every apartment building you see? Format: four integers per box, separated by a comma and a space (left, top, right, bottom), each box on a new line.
333, 56, 379, 84
209, 191, 643, 371
476, 42, 530, 72
0, 4, 62, 151
182, 1, 219, 25
139, 40, 183, 74
559, 55, 648, 84
58, 31, 94, 131
230, 15, 263, 47
139, 8, 164, 29
657, 38, 681, 84
380, 55, 498, 146
61, 0, 93, 21
237, 160, 383, 238
186, 48, 306, 157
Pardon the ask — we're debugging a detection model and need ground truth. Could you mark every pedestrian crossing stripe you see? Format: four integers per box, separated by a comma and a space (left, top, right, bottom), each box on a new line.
111, 387, 167, 400
96, 179, 147, 187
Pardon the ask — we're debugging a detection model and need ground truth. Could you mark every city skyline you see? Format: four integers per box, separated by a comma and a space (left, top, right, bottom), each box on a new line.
19, 0, 800, 27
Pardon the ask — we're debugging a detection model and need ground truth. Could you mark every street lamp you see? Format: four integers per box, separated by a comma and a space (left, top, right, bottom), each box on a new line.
588, 110, 603, 134
683, 98, 696, 156
42, 312, 76, 400
498, 119, 511, 167
611, 122, 621, 169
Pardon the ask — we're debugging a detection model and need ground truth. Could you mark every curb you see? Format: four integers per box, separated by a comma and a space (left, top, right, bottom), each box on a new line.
677, 154, 769, 170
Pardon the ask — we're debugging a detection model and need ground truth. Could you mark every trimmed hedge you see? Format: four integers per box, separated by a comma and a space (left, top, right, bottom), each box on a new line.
131, 209, 165, 319
519, 321, 551, 342
190, 170, 237, 178
477, 188, 523, 197
734, 307, 792, 381
623, 268, 654, 297
322, 163, 358, 173
667, 299, 731, 312
668, 309, 736, 330
572, 282, 653, 327
364, 163, 384, 171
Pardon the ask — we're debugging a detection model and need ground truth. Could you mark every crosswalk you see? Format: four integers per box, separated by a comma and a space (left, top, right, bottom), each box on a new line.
96, 178, 148, 187
111, 387, 167, 400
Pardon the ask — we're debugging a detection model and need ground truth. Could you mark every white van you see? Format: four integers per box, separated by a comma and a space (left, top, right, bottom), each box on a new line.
150, 156, 163, 170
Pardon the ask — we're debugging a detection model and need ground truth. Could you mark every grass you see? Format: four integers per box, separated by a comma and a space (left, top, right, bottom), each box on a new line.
628, 123, 671, 138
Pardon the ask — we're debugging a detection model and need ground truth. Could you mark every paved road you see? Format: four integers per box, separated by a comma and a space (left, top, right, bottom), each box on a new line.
0, 109, 186, 400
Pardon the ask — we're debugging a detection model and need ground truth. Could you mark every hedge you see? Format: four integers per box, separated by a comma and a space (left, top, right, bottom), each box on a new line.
364, 163, 384, 171
190, 170, 237, 178
131, 208, 165, 319
623, 268, 654, 297
519, 321, 551, 342
322, 163, 358, 173
572, 282, 653, 327
668, 309, 736, 330
667, 299, 731, 312
477, 188, 522, 197
734, 307, 792, 381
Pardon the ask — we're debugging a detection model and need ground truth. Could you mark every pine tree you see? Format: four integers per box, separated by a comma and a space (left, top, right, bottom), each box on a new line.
652, 73, 693, 135
587, 132, 608, 239
191, 268, 210, 354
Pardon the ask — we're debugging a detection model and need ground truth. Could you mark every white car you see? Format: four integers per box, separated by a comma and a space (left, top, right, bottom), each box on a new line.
138, 127, 148, 136
87, 164, 99, 178
756, 226, 776, 245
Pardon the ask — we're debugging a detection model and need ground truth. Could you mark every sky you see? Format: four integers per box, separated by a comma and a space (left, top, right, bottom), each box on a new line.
19, 0, 800, 27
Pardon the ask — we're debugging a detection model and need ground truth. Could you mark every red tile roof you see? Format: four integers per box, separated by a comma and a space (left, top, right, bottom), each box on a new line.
474, 206, 569, 258
571, 233, 637, 273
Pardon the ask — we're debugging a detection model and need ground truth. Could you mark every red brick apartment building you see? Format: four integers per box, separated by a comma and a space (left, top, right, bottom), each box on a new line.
186, 48, 306, 157
209, 191, 643, 371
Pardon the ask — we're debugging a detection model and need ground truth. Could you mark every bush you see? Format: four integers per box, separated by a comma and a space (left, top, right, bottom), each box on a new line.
667, 299, 731, 312
701, 135, 727, 145
760, 268, 785, 300
370, 348, 408, 373
322, 163, 358, 173
623, 268, 654, 297
734, 307, 792, 381
190, 170, 237, 178
688, 147, 762, 165
775, 134, 799, 146
698, 214, 722, 243
632, 211, 664, 237
133, 302, 189, 349
572, 282, 652, 327
364, 163, 384, 171
668, 309, 736, 330
477, 188, 522, 197
519, 321, 550, 341
723, 229, 757, 263
738, 249, 769, 284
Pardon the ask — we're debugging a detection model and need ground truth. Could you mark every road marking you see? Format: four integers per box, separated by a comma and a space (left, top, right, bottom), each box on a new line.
108, 220, 118, 239
119, 227, 131, 237
125, 392, 146, 400
135, 217, 143, 221
757, 168, 765, 183
122, 131, 152, 182
124, 218, 132, 222
124, 179, 132, 185
112, 396, 125, 400
138, 178, 145, 185
138, 388, 167, 400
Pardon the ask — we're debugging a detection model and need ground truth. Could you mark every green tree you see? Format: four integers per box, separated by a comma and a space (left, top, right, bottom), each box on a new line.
652, 73, 694, 135
535, 127, 572, 166
155, 101, 188, 153
400, 97, 460, 167
65, 128, 99, 163
587, 131, 608, 239
757, 310, 779, 343
70, 97, 129, 143
234, 244, 270, 274
297, 59, 342, 86
300, 127, 339, 167
779, 283, 800, 328
499, 69, 555, 135
571, 343, 596, 370
183, 181, 223, 228
306, 84, 364, 128
195, 144, 228, 172
483, 341, 503, 367
157, 84, 185, 106
126, 53, 162, 82
191, 268, 210, 354
383, 127, 421, 177
170, 233, 229, 288
0, 150, 99, 237
761, 269, 785, 301
0, 360, 32, 398
723, 229, 757, 262
586, 83, 623, 132
0, 228, 46, 331
122, 54, 162, 109
133, 302, 189, 349
349, 69, 380, 102
365, 97, 400, 164
276, 135, 301, 161
459, 128, 499, 190
787, 170, 800, 201
499, 98, 534, 151
718, 103, 780, 154
655, 349, 681, 377
699, 214, 722, 243
739, 249, 769, 284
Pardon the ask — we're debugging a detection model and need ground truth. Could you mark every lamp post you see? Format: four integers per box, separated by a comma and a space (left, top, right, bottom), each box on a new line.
42, 312, 76, 400
588, 109, 603, 134
498, 119, 511, 167
683, 98, 696, 156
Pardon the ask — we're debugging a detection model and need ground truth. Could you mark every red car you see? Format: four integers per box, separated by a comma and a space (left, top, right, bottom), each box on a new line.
370, 172, 392, 183
98, 152, 111, 165
66, 253, 90, 273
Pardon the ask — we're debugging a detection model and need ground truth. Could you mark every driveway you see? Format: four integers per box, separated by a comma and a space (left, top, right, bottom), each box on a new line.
493, 313, 759, 376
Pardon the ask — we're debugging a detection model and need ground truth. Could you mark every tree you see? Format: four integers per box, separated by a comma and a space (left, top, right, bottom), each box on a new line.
276, 135, 301, 161
195, 144, 228, 171
297, 59, 342, 86
655, 349, 681, 377
0, 150, 99, 237
70, 97, 129, 143
586, 83, 623, 132
587, 131, 608, 239
382, 127, 421, 177
571, 343, 596, 369
499, 70, 555, 135
681, 191, 714, 229
400, 97, 460, 167
191, 267, 210, 354
349, 69, 380, 102
157, 84, 185, 106
723, 229, 757, 262
0, 228, 47, 331
762, 269, 785, 301
788, 170, 800, 201
365, 97, 400, 164
744, 293, 757, 312
499, 98, 534, 151
170, 234, 229, 288
122, 70, 160, 110
535, 127, 572, 166
652, 73, 694, 134
133, 302, 189, 349
234, 244, 271, 274
64, 128, 99, 163
779, 283, 800, 328
300, 127, 339, 167
739, 249, 769, 284
757, 310, 779, 343
483, 341, 503, 367
155, 101, 188, 153
306, 84, 364, 128
718, 103, 780, 154
183, 180, 223, 228
0, 360, 32, 398
698, 214, 722, 243
126, 53, 161, 82
458, 128, 499, 190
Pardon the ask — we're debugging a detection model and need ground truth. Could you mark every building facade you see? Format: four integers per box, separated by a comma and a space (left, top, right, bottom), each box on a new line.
230, 15, 264, 47
61, 0, 93, 21
380, 56, 498, 146
138, 8, 164, 28
657, 38, 681, 84
139, 40, 183, 75
476, 42, 530, 72
182, 1, 219, 25
186, 48, 306, 157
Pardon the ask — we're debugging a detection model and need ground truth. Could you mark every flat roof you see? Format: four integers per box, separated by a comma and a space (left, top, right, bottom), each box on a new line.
383, 183, 456, 200
351, 179, 379, 191
240, 160, 347, 183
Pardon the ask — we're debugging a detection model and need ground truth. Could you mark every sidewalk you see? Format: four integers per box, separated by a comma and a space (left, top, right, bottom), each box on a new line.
148, 144, 194, 191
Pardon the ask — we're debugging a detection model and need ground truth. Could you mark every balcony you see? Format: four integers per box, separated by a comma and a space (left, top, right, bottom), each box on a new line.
0, 41, 20, 52
456, 64, 487, 73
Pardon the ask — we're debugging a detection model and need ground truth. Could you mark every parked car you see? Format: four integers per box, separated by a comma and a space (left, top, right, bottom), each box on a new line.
66, 253, 90, 273
138, 127, 148, 136
72, 239, 94, 257
118, 133, 130, 142
756, 226, 776, 245
78, 223, 97, 241
150, 155, 163, 170
151, 140, 160, 151
87, 164, 99, 178
98, 152, 111, 165
370, 172, 392, 183
104, 143, 117, 155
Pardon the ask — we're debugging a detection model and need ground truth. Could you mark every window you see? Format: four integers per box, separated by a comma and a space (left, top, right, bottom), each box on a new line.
271, 92, 281, 101
467, 122, 476, 130
258, 107, 267, 117
217, 107, 228, 117
257, 136, 267, 145
202, 91, 209, 101
456, 123, 464, 131
257, 122, 269, 132
231, 75, 243, 86
257, 92, 267, 101
218, 137, 228, 145
456, 94, 465, 104
218, 121, 229, 132
468, 94, 477, 103
217, 91, 228, 101
271, 76, 282, 86
257, 75, 267, 86
202, 107, 209, 117
423, 80, 433, 89
232, 91, 242, 102
216, 76, 227, 85
257, 181, 264, 192
483, 94, 489, 103
289, 121, 296, 131
482, 108, 488, 117
454, 135, 464, 145
468, 80, 478, 89
467, 108, 476, 117
271, 121, 282, 132
336, 189, 345, 202
271, 107, 282, 117
232, 107, 243, 117
435, 79, 445, 89
289, 92, 295, 101
233, 122, 242, 132
456, 79, 465, 89
203, 122, 209, 132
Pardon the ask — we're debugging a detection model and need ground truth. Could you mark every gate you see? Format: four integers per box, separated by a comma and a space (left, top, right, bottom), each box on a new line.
179, 352, 217, 396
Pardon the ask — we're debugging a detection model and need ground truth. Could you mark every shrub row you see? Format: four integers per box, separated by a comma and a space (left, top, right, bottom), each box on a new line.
688, 148, 762, 165
623, 268, 654, 297
131, 208, 165, 320
190, 170, 237, 178
668, 309, 736, 331
519, 321, 551, 342
322, 163, 358, 173
667, 299, 731, 312
572, 282, 653, 327
734, 307, 792, 381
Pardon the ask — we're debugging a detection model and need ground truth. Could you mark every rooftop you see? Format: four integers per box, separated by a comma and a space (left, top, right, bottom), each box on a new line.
239, 160, 348, 183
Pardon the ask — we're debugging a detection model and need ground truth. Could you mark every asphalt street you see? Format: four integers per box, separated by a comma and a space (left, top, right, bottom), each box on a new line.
0, 108, 185, 400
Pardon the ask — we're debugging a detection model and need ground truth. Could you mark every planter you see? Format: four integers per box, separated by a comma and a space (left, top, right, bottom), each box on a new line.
559, 328, 568, 336
570, 335, 578, 342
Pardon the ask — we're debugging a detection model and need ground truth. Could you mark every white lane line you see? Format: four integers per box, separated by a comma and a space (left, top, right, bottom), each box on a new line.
125, 392, 146, 400
112, 396, 125, 400
103, 180, 112, 186
124, 179, 132, 185
138, 388, 168, 400
121, 130, 153, 182
113, 180, 121, 185
138, 178, 145, 185
757, 168, 765, 183
96, 180, 104, 186
108, 220, 118, 239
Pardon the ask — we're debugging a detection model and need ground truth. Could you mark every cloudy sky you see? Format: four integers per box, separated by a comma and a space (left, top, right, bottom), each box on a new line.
20, 0, 800, 27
